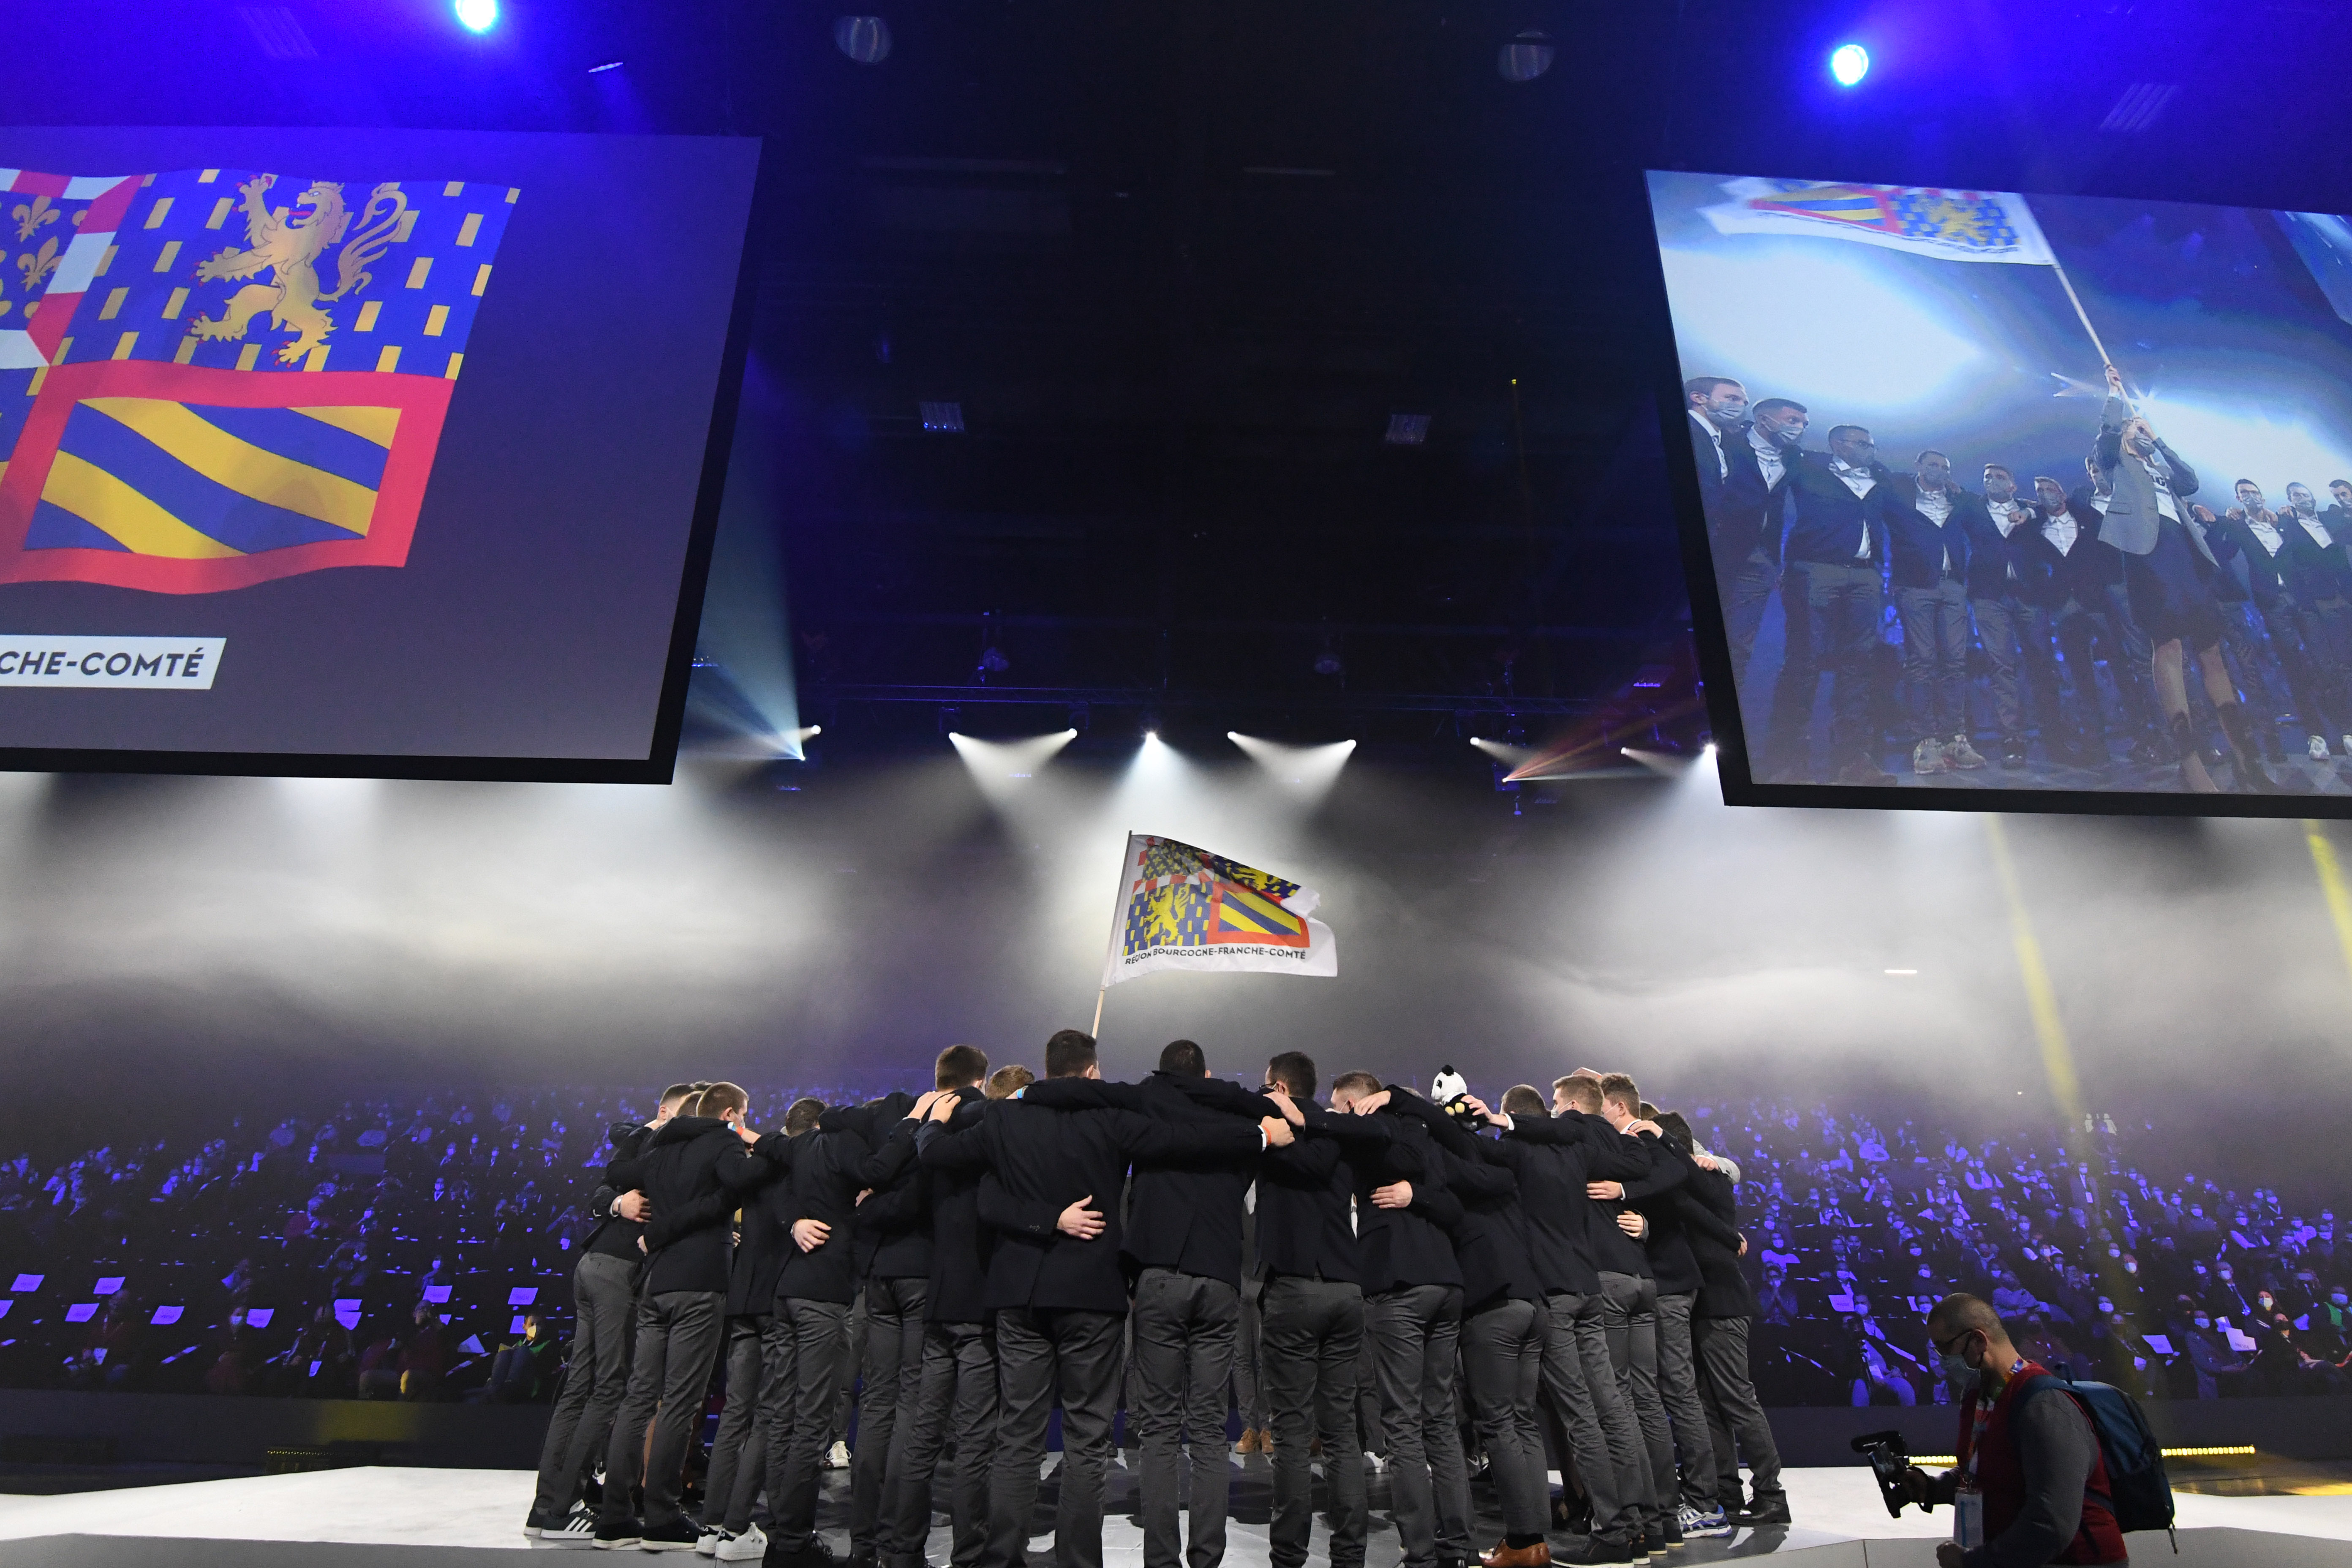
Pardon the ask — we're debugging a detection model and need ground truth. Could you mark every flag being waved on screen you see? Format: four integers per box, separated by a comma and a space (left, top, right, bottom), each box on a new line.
1698, 177, 2054, 266
0, 166, 516, 593
1102, 833, 1338, 987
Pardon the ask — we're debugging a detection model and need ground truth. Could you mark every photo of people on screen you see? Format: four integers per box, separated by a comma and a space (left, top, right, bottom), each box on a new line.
1653, 173, 2352, 794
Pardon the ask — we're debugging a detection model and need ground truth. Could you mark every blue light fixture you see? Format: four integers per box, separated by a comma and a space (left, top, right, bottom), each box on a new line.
455, 0, 499, 33
1829, 42, 1870, 87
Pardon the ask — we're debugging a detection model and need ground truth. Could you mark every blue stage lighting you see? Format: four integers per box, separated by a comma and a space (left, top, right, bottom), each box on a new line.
455, 0, 499, 33
1829, 43, 1870, 86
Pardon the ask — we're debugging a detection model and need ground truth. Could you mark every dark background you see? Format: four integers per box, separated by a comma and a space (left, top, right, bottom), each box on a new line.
0, 127, 754, 767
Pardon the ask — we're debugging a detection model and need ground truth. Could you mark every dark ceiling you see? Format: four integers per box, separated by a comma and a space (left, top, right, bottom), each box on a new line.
19, 0, 2352, 761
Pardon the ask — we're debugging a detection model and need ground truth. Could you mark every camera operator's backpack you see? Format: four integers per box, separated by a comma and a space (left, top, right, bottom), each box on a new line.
2017, 1371, 2176, 1549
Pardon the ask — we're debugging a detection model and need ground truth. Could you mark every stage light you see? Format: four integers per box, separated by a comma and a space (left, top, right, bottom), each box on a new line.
1829, 43, 1869, 86
588, 60, 625, 74
835, 15, 893, 64
1230, 733, 1356, 801
455, 0, 498, 33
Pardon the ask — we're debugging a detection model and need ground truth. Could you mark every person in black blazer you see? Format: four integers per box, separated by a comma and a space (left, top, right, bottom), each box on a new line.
2213, 481, 2346, 764
525, 1083, 698, 1540
1253, 1051, 1420, 1568
1617, 1113, 1722, 1538
1378, 1087, 1553, 1568
1669, 1138, 1787, 1528
595, 1084, 779, 1549
919, 1029, 1277, 1568
2279, 482, 2352, 758
1018, 1041, 1290, 1568
696, 1100, 795, 1557
1462, 1078, 1651, 1564
764, 1096, 923, 1568
888, 1048, 996, 1568
1875, 451, 1987, 775
2028, 476, 2151, 768
1760, 425, 1895, 785
1328, 1073, 1473, 1568
1958, 466, 2056, 769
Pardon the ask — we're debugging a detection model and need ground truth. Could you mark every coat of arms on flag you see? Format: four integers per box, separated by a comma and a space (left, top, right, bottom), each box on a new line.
1102, 833, 1338, 987
0, 166, 515, 593
1695, 177, 2054, 266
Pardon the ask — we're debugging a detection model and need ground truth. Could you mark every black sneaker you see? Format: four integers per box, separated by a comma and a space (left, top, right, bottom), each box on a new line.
767, 1540, 840, 1568
596, 1517, 644, 1551
1558, 1543, 1633, 1566
642, 1519, 705, 1552
527, 1509, 562, 1538
1729, 1497, 1791, 1526
540, 1507, 599, 1546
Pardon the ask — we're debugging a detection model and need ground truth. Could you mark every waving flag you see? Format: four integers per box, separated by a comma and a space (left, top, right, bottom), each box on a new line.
1699, 177, 2054, 266
0, 166, 515, 593
1102, 833, 1338, 987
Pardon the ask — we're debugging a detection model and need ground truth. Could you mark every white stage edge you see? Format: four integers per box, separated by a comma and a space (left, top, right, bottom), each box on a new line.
1, 1466, 2349, 1567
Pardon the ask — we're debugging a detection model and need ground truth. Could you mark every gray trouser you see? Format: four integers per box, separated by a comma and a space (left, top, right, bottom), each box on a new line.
1231, 1273, 1269, 1431
1692, 1315, 1783, 1507
1356, 1331, 1384, 1455
531, 1250, 639, 1520
1598, 1271, 1671, 1535
1460, 1297, 1547, 1539
602, 1287, 727, 1528
1896, 577, 1970, 736
830, 1285, 864, 1442
1368, 1283, 1471, 1568
1131, 1266, 1241, 1568
705, 1314, 772, 1532
885, 1319, 996, 1568
1261, 1275, 1367, 1568
1653, 1291, 1718, 1508
1719, 544, 1781, 677
989, 1305, 1124, 1568
2100, 581, 2162, 733
1766, 559, 1885, 772
853, 1278, 929, 1553
1539, 1290, 1643, 1546
767, 1296, 852, 1550
1969, 593, 2057, 741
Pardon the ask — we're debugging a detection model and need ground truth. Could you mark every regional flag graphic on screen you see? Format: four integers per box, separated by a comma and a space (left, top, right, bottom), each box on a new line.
0, 167, 515, 593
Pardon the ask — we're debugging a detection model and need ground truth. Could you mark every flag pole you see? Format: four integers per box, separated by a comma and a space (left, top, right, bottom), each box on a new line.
2046, 254, 2114, 369
1090, 833, 1136, 1040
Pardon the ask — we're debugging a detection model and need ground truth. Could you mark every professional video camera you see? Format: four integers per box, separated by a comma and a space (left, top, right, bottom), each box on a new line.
1850, 1429, 1920, 1519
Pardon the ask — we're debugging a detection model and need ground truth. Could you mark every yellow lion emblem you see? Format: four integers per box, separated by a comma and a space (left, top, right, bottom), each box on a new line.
184, 173, 408, 365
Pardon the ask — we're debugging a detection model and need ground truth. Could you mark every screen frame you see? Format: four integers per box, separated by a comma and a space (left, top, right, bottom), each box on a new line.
1640, 165, 2352, 820
0, 133, 765, 786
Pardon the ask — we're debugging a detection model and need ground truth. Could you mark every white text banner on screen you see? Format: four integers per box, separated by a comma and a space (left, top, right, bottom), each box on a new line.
0, 636, 224, 689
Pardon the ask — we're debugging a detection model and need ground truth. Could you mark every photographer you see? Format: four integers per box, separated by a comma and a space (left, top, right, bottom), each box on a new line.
1903, 1295, 2126, 1568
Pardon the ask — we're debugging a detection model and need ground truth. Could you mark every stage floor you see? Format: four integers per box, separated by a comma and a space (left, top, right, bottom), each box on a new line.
1, 1460, 2349, 1567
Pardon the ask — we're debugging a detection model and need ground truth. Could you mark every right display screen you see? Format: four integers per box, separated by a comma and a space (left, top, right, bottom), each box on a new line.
1649, 171, 2352, 811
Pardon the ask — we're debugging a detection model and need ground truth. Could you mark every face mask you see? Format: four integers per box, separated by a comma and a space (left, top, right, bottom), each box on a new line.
1940, 1350, 1976, 1386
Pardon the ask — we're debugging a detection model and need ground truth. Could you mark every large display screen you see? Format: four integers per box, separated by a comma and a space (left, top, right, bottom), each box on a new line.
0, 128, 758, 781
1649, 170, 2352, 815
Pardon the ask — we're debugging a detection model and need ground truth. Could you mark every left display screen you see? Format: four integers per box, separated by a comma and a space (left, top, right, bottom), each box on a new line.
0, 127, 759, 781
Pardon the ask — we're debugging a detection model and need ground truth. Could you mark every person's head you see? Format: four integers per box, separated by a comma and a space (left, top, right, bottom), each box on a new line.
2033, 475, 2068, 512
2084, 452, 2112, 496
2333, 480, 2352, 508
1685, 376, 1747, 425
784, 1096, 825, 1136
1916, 450, 1951, 490
1045, 1029, 1100, 1079
2121, 414, 2156, 456
1330, 1070, 1383, 1114
1982, 463, 2015, 501
694, 1082, 749, 1122
2237, 479, 2266, 511
413, 1301, 436, 1326
656, 1082, 699, 1123
1751, 397, 1808, 446
1552, 1075, 1603, 1117
1925, 1292, 2013, 1381
1827, 425, 1874, 465
1264, 1051, 1317, 1100
1501, 1083, 1548, 1119
1597, 1073, 1642, 1130
521, 1313, 544, 1341
1655, 1110, 1694, 1149
1159, 1039, 1208, 1078
985, 1064, 1035, 1099
2289, 482, 2317, 514
936, 1043, 989, 1091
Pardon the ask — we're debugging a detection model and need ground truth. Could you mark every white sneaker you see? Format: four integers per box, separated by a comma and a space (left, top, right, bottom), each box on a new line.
695, 1524, 728, 1558
715, 1525, 767, 1563
2340, 733, 2352, 760
825, 1439, 851, 1470
1911, 738, 1948, 774
1944, 733, 1987, 769
2311, 734, 2332, 760
1364, 1450, 1387, 1474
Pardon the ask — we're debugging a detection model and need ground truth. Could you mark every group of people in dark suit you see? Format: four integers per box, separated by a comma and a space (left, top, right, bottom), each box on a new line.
521, 1034, 1788, 1568
1688, 368, 2352, 792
